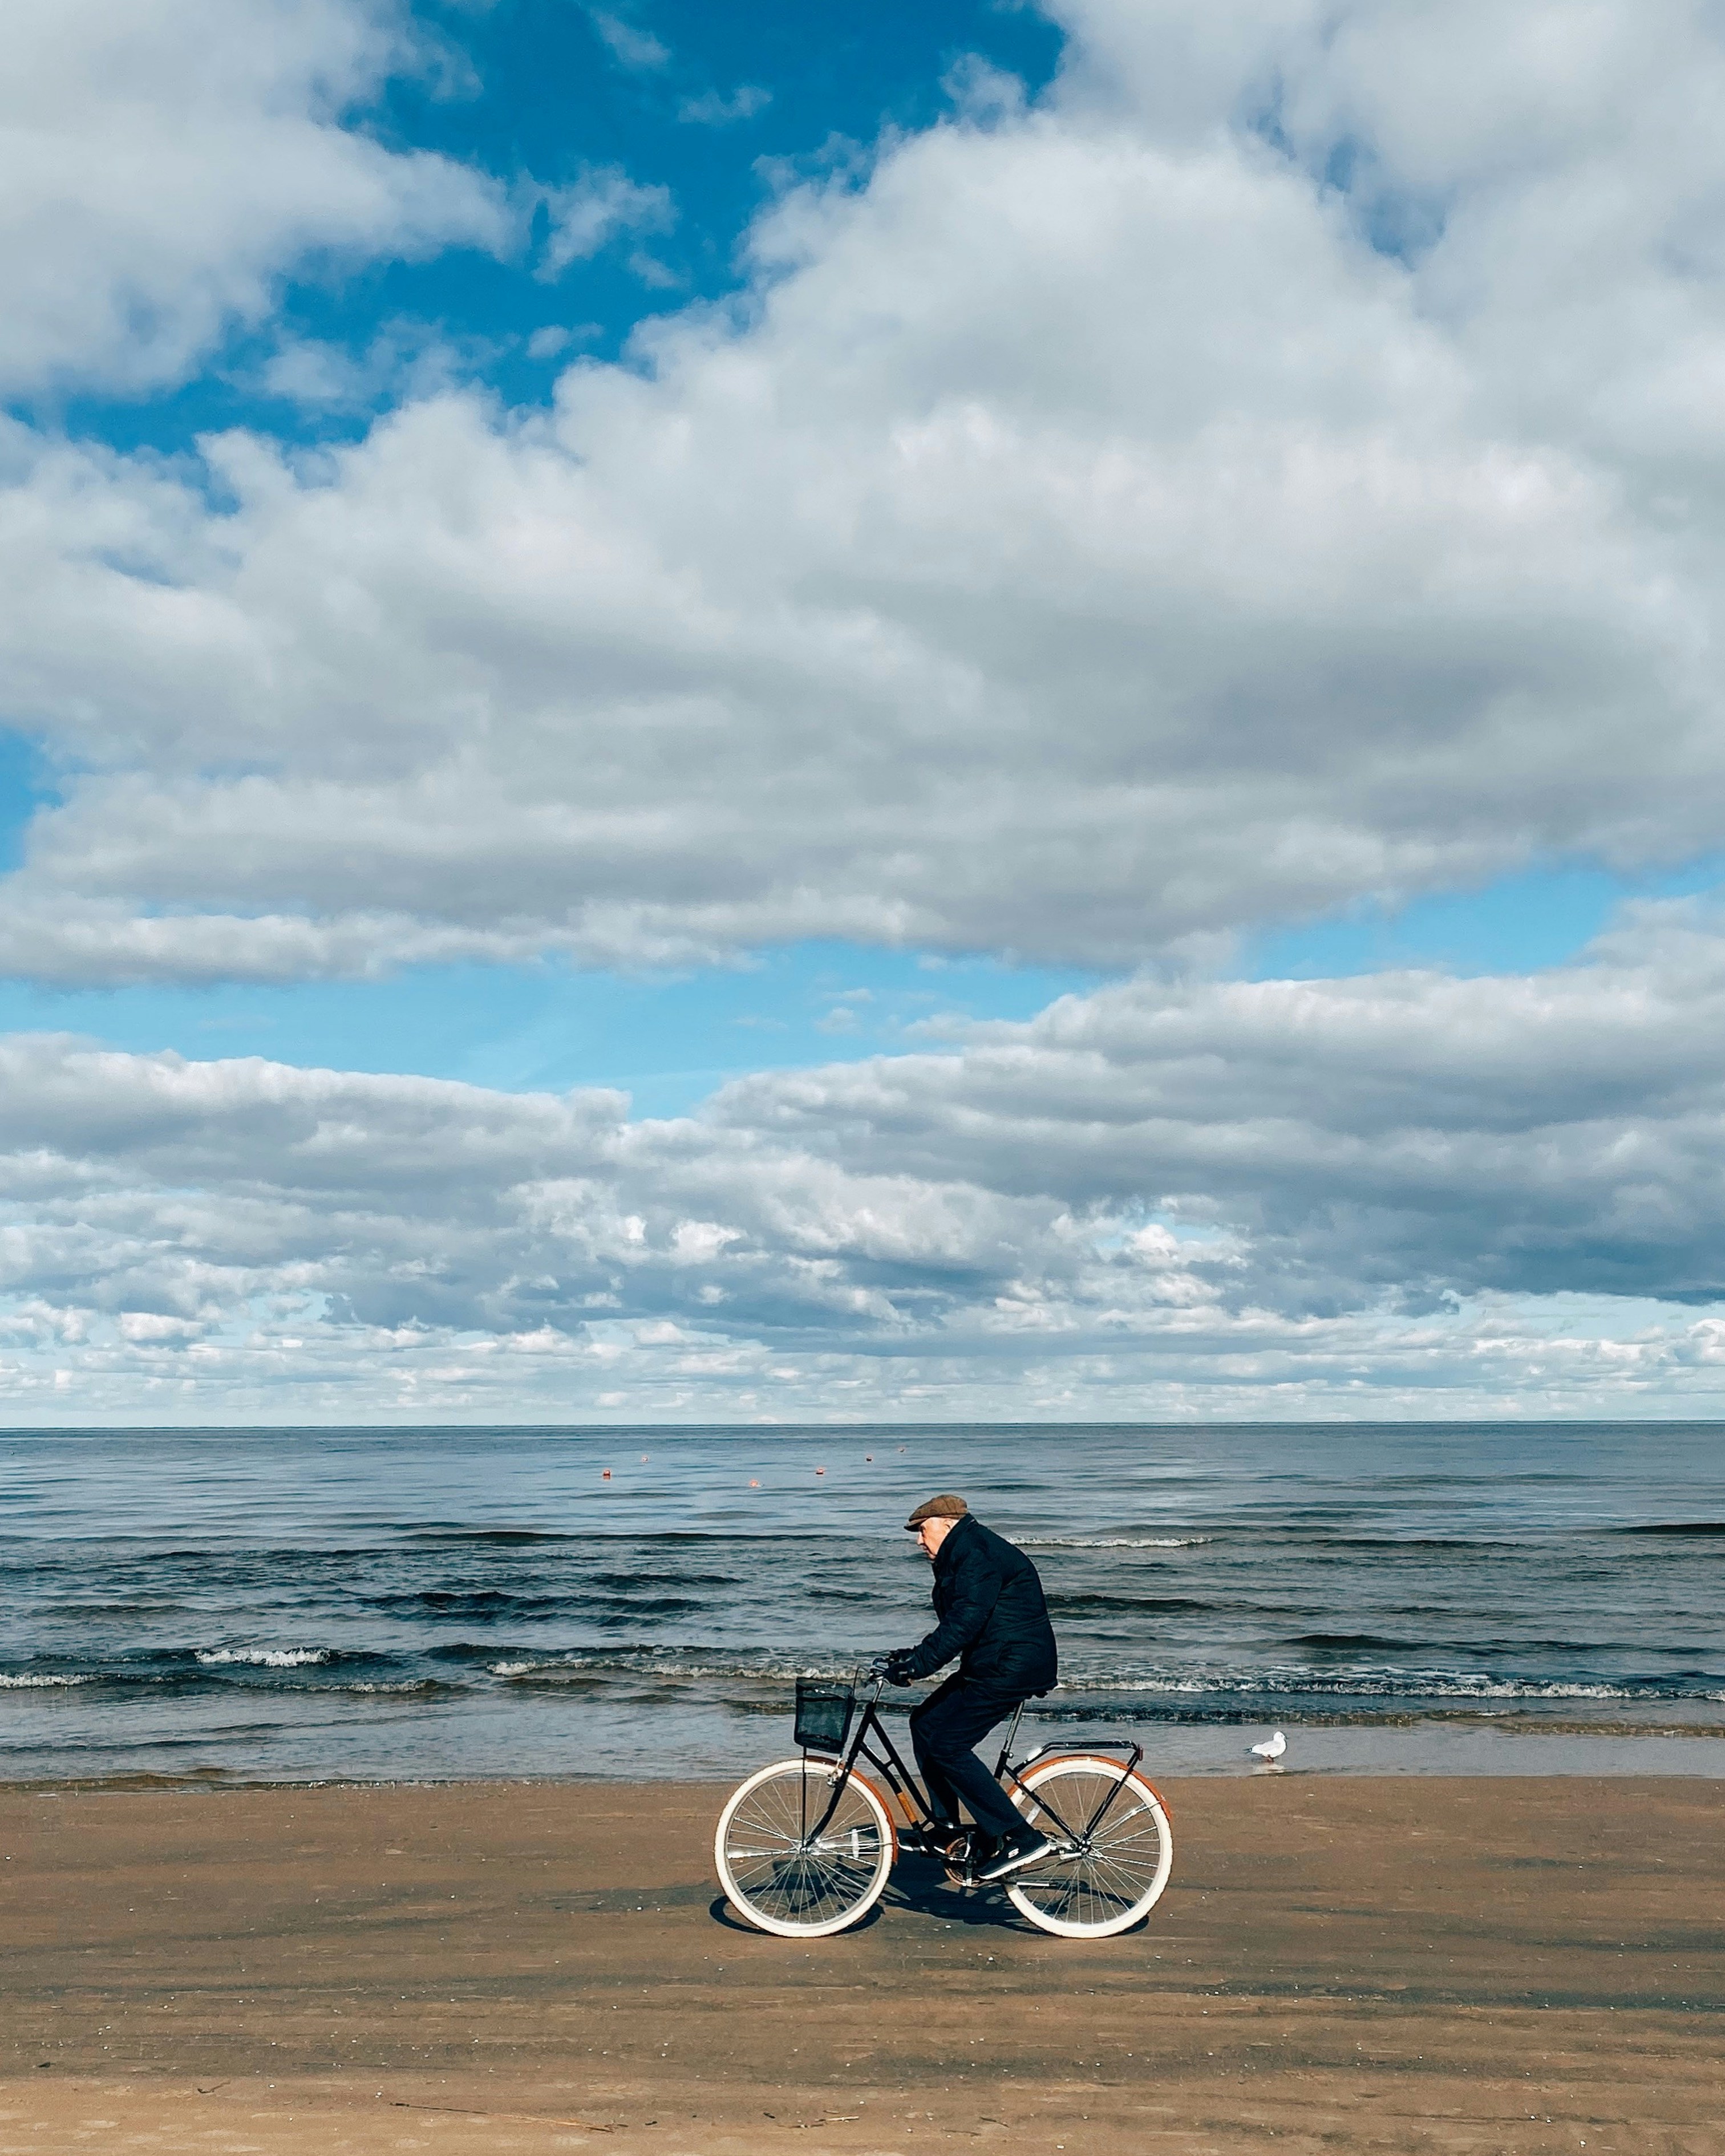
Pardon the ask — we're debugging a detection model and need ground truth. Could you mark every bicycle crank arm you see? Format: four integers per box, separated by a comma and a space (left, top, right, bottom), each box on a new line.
954, 1841, 1080, 1887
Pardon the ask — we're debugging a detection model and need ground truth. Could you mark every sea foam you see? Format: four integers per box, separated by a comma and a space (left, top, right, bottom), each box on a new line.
1022, 1535, 1212, 1549
196, 1646, 331, 1668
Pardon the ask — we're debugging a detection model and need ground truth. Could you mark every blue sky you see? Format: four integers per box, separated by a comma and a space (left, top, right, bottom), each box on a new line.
0, 943, 1098, 1113
0, 731, 54, 876
25, 0, 1065, 458
1246, 860, 1725, 984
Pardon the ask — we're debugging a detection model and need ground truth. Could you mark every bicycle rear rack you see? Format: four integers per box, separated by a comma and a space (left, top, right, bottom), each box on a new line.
1014, 1738, 1144, 1768
989, 1707, 1145, 1780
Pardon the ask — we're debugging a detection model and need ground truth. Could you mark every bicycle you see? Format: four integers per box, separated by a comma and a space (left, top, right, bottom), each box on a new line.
714, 1663, 1174, 1939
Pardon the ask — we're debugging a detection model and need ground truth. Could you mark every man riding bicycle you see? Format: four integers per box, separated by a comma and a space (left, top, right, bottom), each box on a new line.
880, 1494, 1059, 1882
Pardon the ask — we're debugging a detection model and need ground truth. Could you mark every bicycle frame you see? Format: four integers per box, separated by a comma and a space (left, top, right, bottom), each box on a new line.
996, 1733, 1145, 1846
800, 1672, 1147, 1853
801, 1675, 928, 1842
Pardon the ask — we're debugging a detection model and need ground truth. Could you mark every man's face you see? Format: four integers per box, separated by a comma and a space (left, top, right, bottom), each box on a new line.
914, 1517, 955, 1562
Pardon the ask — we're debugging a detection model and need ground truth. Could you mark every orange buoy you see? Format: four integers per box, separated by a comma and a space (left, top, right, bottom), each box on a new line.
748, 1478, 760, 1488
865, 1454, 873, 1462
816, 1466, 825, 1476
601, 1469, 612, 1480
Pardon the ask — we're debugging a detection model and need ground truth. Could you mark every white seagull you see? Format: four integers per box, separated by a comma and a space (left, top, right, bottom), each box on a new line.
1249, 1729, 1287, 1765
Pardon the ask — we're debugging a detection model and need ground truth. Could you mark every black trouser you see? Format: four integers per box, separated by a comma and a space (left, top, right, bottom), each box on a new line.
908, 1672, 1031, 1842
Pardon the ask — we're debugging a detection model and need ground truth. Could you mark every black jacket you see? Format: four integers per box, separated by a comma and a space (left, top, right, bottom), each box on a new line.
900, 1514, 1058, 1692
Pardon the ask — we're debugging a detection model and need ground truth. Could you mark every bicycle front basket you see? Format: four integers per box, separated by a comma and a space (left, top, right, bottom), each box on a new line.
793, 1677, 855, 1753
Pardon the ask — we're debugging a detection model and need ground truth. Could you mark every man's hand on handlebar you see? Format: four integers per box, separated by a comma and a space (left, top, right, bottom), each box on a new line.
875, 1651, 917, 1685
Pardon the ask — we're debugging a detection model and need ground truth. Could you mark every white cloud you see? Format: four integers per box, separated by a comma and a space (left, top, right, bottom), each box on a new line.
4, 1, 1725, 979
718, 899, 1725, 1312
253, 322, 500, 412
10, 915, 1725, 1417
586, 9, 670, 73
527, 326, 580, 362
678, 85, 772, 127
1060, 0, 1725, 480
0, 0, 511, 398
536, 167, 675, 282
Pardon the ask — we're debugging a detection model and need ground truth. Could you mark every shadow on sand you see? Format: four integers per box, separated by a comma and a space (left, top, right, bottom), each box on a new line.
709, 1854, 1036, 1935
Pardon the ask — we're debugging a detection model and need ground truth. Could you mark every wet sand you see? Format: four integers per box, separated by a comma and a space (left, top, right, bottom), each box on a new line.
2, 1774, 1722, 2154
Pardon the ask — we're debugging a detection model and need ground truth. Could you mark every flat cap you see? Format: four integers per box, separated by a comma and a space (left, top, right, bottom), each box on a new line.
904, 1493, 968, 1530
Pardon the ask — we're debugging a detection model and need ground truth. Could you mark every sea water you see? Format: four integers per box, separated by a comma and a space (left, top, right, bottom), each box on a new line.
2, 1421, 1722, 1783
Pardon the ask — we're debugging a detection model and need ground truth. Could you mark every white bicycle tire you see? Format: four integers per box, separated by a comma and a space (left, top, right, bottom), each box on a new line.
715, 1757, 897, 1938
1005, 1754, 1174, 1939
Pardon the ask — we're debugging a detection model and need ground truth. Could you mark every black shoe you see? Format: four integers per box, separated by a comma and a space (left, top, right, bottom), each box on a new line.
977, 1828, 1055, 1882
961, 1834, 995, 1877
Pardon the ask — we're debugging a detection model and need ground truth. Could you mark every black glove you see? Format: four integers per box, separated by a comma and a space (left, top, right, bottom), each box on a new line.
880, 1651, 917, 1685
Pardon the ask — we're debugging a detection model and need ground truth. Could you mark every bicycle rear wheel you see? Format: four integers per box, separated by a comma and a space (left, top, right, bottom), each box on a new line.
715, 1758, 896, 1938
1005, 1754, 1173, 1938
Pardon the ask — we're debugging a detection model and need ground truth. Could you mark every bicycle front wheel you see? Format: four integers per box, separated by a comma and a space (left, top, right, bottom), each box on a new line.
1005, 1755, 1173, 1938
715, 1758, 896, 1938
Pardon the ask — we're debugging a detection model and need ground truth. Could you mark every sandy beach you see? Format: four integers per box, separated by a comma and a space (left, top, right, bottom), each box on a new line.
2, 1774, 1721, 2155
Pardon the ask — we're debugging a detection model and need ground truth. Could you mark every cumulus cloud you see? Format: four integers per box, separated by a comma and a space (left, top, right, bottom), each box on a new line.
585, 9, 670, 74
3, 0, 1725, 979
720, 901, 1725, 1311
535, 167, 675, 281
678, 85, 772, 127
252, 321, 507, 414
9, 917, 1725, 1417
0, 0, 512, 399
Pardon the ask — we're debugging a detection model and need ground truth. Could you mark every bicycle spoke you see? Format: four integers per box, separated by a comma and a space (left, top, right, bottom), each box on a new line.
1005, 1763, 1172, 1937
718, 1760, 894, 1935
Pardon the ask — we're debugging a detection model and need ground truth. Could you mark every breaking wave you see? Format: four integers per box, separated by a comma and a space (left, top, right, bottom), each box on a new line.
196, 1647, 331, 1669
1021, 1535, 1212, 1549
